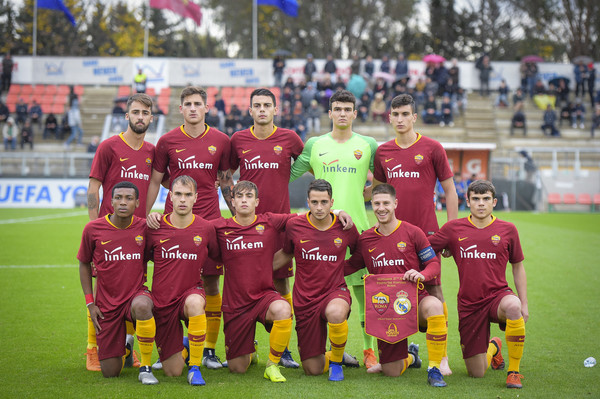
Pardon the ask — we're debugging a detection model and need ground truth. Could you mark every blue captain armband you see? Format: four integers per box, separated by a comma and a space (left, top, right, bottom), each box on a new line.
418, 246, 436, 263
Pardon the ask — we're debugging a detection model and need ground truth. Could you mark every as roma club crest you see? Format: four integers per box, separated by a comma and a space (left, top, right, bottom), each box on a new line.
208, 145, 217, 155
145, 158, 152, 167
193, 235, 202, 246
371, 291, 390, 315
333, 237, 342, 248
414, 154, 423, 165
491, 234, 501, 246
256, 224, 265, 235
397, 241, 407, 252
135, 235, 144, 246
354, 149, 363, 160
273, 145, 282, 155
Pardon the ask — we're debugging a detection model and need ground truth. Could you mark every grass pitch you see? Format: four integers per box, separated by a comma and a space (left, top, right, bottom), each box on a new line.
0, 208, 599, 398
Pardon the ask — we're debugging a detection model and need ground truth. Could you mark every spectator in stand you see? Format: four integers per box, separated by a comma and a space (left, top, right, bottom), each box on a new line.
435, 62, 449, 96
350, 54, 361, 75
283, 77, 296, 91
588, 63, 596, 107
15, 98, 28, 127
572, 99, 586, 128
380, 54, 391, 73
591, 105, 600, 138
370, 92, 387, 123
305, 99, 321, 134
448, 58, 460, 87
512, 87, 525, 105
133, 68, 147, 93
64, 104, 84, 147
281, 85, 294, 106
87, 135, 99, 168
323, 54, 337, 82
440, 95, 454, 127
559, 102, 573, 127
59, 111, 70, 139
453, 173, 467, 210
424, 76, 439, 98
333, 75, 346, 91
532, 79, 547, 96
301, 81, 318, 110
68, 85, 79, 108
422, 94, 440, 124
29, 99, 42, 136
224, 112, 238, 137
3, 116, 17, 150
524, 62, 538, 98
541, 104, 560, 136
574, 61, 588, 98
111, 101, 126, 132
357, 92, 371, 123
20, 119, 33, 150
43, 113, 58, 139
444, 78, 458, 98
394, 52, 408, 80
453, 87, 467, 116
304, 53, 317, 82
372, 77, 388, 99
205, 107, 220, 129
364, 55, 375, 80
414, 77, 426, 112
495, 80, 510, 107
476, 55, 492, 97
273, 55, 285, 87
229, 103, 242, 120
555, 78, 570, 107
293, 114, 307, 142
1, 53, 13, 95
391, 81, 407, 99
317, 76, 334, 109
0, 100, 8, 127
511, 102, 527, 136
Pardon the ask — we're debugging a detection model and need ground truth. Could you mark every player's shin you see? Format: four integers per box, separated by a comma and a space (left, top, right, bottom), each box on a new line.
188, 314, 207, 367
204, 294, 222, 350
505, 317, 525, 372
268, 318, 292, 365
136, 318, 156, 367
425, 315, 447, 369
328, 320, 348, 363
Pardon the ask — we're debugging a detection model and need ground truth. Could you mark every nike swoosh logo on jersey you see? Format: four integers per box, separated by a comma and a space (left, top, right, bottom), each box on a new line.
175, 149, 186, 153
300, 239, 310, 243
288, 266, 293, 271
458, 237, 468, 241
101, 240, 112, 245
216, 264, 223, 269
319, 152, 328, 156
385, 158, 394, 162
160, 239, 170, 243
242, 149, 252, 154
119, 158, 128, 162
224, 231, 234, 235
368, 247, 376, 252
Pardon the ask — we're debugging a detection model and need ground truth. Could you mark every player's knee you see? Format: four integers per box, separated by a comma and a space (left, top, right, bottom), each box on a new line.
132, 298, 153, 320
325, 308, 348, 324
184, 294, 205, 315
303, 364, 323, 376
501, 296, 522, 319
271, 300, 292, 319
467, 367, 486, 378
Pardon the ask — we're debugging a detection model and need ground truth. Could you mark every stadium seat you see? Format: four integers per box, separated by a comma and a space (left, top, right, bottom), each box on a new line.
221, 87, 234, 99
206, 86, 218, 98
593, 194, 600, 212
51, 103, 65, 115
547, 193, 561, 212
57, 85, 70, 95
20, 84, 33, 95
270, 87, 281, 100
146, 87, 156, 97
5, 93, 18, 106
7, 84, 20, 95
159, 87, 171, 97
74, 85, 84, 95
563, 193, 576, 205
45, 85, 57, 95
233, 87, 245, 97
40, 94, 55, 106
578, 193, 592, 211
7, 103, 15, 113
118, 85, 131, 97
33, 85, 46, 96
41, 103, 53, 114
54, 95, 68, 105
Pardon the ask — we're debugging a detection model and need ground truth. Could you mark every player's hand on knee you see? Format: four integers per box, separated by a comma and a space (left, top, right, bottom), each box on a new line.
89, 304, 104, 333
521, 303, 529, 323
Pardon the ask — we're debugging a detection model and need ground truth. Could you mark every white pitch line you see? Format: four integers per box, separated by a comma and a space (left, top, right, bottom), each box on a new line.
0, 210, 87, 225
0, 264, 77, 269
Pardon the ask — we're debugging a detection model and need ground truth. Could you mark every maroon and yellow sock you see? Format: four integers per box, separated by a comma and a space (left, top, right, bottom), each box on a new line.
442, 302, 449, 358
328, 320, 348, 363
204, 294, 222, 350
486, 339, 499, 368
136, 318, 156, 368
505, 317, 525, 372
282, 292, 294, 316
426, 314, 447, 369
188, 314, 207, 367
400, 354, 413, 375
267, 318, 292, 365
87, 308, 97, 349
126, 320, 135, 336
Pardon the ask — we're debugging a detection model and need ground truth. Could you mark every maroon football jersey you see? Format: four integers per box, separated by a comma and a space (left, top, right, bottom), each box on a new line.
89, 133, 155, 219
153, 124, 230, 219
230, 126, 304, 214
348, 220, 440, 284
283, 213, 359, 313
146, 214, 220, 309
374, 135, 453, 235
212, 213, 293, 313
77, 215, 147, 312
428, 216, 524, 312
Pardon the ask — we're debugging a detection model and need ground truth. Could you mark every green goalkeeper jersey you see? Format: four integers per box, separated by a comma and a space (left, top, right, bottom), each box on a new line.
290, 132, 378, 233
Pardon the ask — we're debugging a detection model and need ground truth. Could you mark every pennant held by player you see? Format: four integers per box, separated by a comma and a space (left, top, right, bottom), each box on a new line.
150, 0, 202, 26
364, 274, 419, 344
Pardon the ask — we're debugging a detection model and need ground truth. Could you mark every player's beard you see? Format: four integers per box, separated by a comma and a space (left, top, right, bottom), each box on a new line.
130, 119, 150, 134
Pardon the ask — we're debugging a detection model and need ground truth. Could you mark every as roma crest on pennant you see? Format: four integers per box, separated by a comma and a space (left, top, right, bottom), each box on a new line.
193, 235, 202, 246
135, 235, 144, 246
273, 145, 282, 155
333, 237, 342, 248
397, 241, 407, 252
491, 234, 501, 246
414, 154, 423, 165
364, 274, 419, 344
256, 224, 265, 235
354, 149, 363, 160
208, 145, 217, 155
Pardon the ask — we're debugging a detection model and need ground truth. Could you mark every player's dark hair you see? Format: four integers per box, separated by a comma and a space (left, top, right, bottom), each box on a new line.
467, 180, 496, 199
233, 180, 259, 198
250, 88, 276, 107
171, 175, 197, 192
127, 93, 153, 113
307, 179, 332, 198
329, 89, 356, 110
180, 86, 208, 105
372, 183, 396, 199
390, 94, 416, 113
112, 181, 139, 199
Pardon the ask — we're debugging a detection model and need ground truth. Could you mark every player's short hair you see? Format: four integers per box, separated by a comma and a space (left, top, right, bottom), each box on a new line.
307, 179, 332, 198
372, 183, 396, 199
250, 88, 276, 107
232, 180, 258, 198
112, 181, 139, 199
390, 94, 416, 113
329, 89, 356, 110
127, 93, 153, 112
171, 175, 197, 192
180, 86, 208, 105
467, 180, 496, 199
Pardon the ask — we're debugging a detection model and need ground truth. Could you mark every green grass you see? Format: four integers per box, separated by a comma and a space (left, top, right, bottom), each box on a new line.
0, 208, 599, 398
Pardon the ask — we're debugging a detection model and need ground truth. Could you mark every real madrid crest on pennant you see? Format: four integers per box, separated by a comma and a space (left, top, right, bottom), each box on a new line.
393, 290, 411, 315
